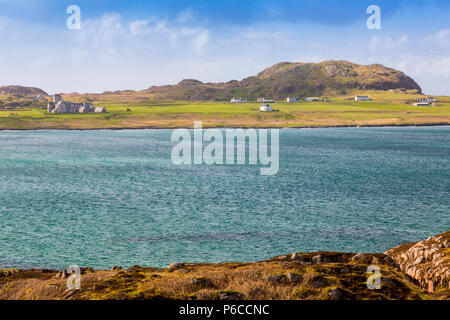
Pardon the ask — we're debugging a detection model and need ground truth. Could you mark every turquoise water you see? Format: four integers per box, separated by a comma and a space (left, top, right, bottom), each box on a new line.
0, 127, 449, 269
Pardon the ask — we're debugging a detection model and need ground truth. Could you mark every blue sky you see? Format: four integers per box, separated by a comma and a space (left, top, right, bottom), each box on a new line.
0, 0, 449, 94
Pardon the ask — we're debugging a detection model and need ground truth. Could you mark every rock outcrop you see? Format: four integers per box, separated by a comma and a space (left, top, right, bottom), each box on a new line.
385, 231, 450, 293
1, 231, 448, 300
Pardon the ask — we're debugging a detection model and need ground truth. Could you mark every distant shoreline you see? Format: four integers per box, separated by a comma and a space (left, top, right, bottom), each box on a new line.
1, 123, 450, 132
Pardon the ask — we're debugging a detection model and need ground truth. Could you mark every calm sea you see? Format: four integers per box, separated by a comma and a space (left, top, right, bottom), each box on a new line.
0, 127, 449, 269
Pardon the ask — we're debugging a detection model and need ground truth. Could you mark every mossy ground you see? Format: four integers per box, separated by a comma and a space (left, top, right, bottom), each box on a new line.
0, 252, 445, 300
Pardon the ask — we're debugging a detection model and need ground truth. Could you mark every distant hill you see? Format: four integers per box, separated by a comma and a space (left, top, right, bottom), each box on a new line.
140, 61, 422, 100
0, 61, 422, 101
0, 85, 48, 97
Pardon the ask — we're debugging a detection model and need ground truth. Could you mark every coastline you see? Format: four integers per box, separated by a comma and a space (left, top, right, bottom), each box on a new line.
1, 231, 448, 300
0, 122, 449, 131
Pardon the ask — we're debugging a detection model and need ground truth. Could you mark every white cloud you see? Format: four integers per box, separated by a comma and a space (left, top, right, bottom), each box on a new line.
192, 30, 210, 53
129, 19, 151, 37
369, 34, 408, 53
428, 29, 450, 47
369, 36, 380, 53
394, 55, 450, 77
0, 13, 448, 96
177, 8, 196, 24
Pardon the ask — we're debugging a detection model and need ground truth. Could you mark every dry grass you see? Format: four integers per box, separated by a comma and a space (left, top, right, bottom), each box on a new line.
0, 270, 115, 300
2, 251, 442, 301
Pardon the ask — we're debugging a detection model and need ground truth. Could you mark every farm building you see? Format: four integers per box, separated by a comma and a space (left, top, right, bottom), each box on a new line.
231, 97, 247, 103
95, 107, 107, 113
415, 97, 436, 103
286, 97, 299, 102
257, 97, 275, 103
413, 102, 430, 107
305, 97, 320, 102
355, 96, 371, 101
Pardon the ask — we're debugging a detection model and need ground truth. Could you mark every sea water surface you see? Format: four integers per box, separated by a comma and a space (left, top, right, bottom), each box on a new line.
0, 127, 449, 269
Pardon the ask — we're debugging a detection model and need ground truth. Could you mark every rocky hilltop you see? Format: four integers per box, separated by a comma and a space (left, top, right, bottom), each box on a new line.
0, 85, 48, 97
0, 61, 422, 101
0, 231, 448, 300
140, 61, 422, 100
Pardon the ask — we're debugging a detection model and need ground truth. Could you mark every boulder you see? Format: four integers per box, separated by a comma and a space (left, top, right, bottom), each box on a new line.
312, 276, 328, 289
352, 253, 365, 262
291, 252, 304, 262
175, 269, 190, 274
287, 273, 302, 284
82, 267, 94, 274
312, 255, 323, 264
167, 263, 185, 271
267, 275, 285, 284
190, 278, 212, 287
328, 288, 353, 300
218, 291, 244, 300
110, 266, 123, 271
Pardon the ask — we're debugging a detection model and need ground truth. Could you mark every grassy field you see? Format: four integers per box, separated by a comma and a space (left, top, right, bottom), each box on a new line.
1, 91, 449, 129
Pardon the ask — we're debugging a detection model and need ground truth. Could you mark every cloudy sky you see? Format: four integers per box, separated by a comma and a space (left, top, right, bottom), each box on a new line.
0, 0, 449, 95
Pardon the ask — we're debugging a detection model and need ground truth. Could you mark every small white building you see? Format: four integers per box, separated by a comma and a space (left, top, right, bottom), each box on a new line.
305, 97, 320, 102
257, 97, 275, 103
355, 96, 371, 101
413, 102, 430, 107
427, 97, 437, 102
94, 107, 107, 113
260, 104, 273, 112
231, 97, 247, 103
286, 96, 299, 103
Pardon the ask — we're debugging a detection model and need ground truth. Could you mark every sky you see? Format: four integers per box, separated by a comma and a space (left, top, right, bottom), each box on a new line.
0, 0, 449, 95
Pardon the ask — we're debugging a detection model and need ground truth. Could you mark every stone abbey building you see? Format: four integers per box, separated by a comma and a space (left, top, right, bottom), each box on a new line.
47, 94, 106, 114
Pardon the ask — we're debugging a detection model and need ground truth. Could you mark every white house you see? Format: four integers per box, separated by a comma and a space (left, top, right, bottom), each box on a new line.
231, 97, 247, 103
260, 104, 273, 112
286, 96, 299, 103
355, 96, 371, 101
413, 102, 430, 107
257, 97, 275, 103
94, 107, 107, 113
427, 97, 437, 102
305, 97, 320, 102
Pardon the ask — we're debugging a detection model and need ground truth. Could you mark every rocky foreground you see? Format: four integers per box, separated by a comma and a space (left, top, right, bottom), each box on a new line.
0, 231, 448, 300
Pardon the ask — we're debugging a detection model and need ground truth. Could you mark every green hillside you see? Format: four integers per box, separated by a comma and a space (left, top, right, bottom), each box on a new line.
139, 60, 422, 100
